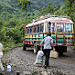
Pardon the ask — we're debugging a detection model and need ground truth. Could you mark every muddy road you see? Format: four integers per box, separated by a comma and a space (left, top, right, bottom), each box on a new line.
3, 46, 75, 75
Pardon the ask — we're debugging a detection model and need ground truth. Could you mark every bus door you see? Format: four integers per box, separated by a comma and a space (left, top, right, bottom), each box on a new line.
51, 23, 56, 45
48, 22, 56, 46
56, 23, 64, 46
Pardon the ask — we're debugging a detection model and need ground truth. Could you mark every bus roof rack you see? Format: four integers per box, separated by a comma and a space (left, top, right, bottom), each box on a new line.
32, 14, 69, 23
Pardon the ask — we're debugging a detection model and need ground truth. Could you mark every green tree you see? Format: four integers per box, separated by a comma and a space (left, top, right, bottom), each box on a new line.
0, 20, 4, 30
54, 4, 60, 12
64, 0, 75, 21
16, 0, 32, 12
16, 0, 32, 26
46, 3, 54, 14
6, 18, 17, 27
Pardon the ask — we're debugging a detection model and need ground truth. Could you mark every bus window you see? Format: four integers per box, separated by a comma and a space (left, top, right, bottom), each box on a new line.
57, 23, 63, 32
41, 23, 44, 32
51, 23, 55, 32
48, 22, 51, 32
30, 28, 32, 33
27, 28, 30, 34
39, 23, 44, 32
37, 25, 39, 33
26, 28, 27, 34
33, 26, 37, 33
66, 24, 72, 33
39, 24, 41, 32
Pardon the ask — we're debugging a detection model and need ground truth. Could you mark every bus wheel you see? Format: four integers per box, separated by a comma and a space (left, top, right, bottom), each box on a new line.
23, 44, 26, 51
34, 44, 38, 54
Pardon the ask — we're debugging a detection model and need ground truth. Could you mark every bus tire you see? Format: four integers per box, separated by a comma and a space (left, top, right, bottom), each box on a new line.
23, 44, 26, 51
34, 43, 38, 54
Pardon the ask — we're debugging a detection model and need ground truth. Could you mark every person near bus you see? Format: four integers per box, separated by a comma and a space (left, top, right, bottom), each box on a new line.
40, 33, 55, 68
0, 43, 5, 75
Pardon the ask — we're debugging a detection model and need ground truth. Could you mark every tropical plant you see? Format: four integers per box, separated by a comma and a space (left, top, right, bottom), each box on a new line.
16, 0, 32, 12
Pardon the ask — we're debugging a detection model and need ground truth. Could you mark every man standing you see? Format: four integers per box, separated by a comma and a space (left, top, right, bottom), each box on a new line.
40, 33, 55, 68
0, 43, 5, 75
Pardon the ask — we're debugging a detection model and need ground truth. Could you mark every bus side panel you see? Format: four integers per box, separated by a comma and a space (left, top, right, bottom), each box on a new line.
65, 34, 74, 46
24, 34, 32, 45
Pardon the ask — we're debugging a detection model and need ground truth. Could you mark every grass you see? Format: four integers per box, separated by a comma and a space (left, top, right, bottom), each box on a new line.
3, 47, 10, 54
3, 43, 23, 55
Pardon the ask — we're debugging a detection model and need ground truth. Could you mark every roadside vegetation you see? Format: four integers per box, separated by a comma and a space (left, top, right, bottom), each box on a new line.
0, 0, 75, 54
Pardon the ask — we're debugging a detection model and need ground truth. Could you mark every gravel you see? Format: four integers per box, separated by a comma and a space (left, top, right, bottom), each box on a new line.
2, 46, 75, 75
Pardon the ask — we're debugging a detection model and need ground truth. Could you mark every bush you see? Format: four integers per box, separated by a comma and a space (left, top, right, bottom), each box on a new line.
3, 47, 10, 54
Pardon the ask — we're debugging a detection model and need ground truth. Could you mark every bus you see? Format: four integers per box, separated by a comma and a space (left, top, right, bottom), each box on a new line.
23, 15, 74, 55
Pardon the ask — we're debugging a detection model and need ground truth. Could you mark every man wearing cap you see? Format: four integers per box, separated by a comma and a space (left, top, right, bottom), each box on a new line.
40, 33, 55, 68
0, 43, 5, 75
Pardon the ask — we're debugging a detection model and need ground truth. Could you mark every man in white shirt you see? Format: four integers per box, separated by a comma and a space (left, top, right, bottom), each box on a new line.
0, 43, 5, 75
40, 33, 55, 68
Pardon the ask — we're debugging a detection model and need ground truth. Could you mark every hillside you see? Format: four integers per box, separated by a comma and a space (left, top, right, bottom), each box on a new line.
0, 0, 23, 21
0, 0, 75, 49
0, 0, 65, 21
29, 0, 65, 11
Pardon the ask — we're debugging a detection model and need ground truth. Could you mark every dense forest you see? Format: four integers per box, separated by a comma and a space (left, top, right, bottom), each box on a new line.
0, 0, 65, 21
0, 0, 75, 52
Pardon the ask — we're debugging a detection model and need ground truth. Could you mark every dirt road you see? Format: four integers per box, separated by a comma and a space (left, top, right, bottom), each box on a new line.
3, 46, 75, 75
